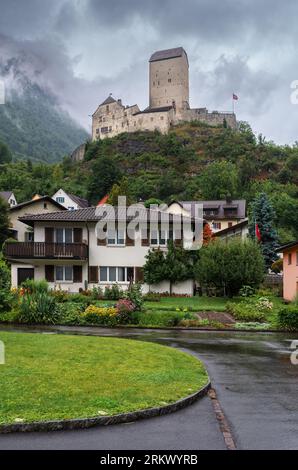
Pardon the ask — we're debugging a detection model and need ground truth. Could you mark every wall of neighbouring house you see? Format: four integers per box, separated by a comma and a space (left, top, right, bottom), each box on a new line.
283, 247, 298, 301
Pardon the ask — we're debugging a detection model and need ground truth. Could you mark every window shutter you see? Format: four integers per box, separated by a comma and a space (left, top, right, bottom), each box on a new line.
126, 230, 135, 246
89, 266, 98, 283
45, 265, 54, 282
141, 229, 150, 247
73, 228, 83, 243
73, 265, 82, 283
135, 267, 144, 283
45, 227, 54, 243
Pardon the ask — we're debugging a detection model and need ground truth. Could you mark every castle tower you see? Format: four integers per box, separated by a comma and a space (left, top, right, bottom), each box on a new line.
149, 47, 189, 110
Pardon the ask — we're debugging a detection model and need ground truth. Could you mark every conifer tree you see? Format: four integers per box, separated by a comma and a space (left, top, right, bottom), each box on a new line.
249, 192, 279, 269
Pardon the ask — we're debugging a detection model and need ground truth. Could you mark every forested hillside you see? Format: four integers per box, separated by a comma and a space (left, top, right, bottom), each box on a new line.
0, 82, 89, 163
0, 121, 297, 242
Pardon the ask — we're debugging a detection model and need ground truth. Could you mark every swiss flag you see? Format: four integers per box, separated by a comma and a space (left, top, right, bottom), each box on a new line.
233, 93, 239, 100
255, 223, 261, 242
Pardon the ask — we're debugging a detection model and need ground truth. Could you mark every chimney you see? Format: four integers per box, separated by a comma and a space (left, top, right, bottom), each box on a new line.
117, 99, 122, 106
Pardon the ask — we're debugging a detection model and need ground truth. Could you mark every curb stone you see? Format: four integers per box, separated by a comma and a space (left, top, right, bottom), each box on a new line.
0, 382, 211, 434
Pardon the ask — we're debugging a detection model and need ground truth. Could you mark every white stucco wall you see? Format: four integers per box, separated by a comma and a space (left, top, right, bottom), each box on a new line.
52, 189, 79, 210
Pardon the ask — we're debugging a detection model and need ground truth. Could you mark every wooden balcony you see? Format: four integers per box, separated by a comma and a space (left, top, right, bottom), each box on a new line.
4, 242, 88, 260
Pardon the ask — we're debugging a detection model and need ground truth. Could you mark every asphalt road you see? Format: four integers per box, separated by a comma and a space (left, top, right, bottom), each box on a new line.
0, 327, 297, 450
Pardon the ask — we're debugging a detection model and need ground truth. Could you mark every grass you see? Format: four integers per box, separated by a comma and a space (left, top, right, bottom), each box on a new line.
0, 332, 208, 425
144, 296, 234, 312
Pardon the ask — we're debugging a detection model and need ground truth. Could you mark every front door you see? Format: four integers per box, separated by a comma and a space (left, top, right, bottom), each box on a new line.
17, 268, 34, 286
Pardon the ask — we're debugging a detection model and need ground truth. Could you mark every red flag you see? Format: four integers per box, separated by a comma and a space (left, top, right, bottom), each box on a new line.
233, 93, 238, 100
255, 223, 261, 242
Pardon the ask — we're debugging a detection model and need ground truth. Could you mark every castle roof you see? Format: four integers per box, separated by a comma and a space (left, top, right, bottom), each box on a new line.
134, 105, 173, 115
99, 95, 117, 107
149, 47, 188, 64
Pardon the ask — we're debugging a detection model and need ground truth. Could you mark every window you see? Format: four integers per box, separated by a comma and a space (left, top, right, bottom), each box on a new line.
168, 78, 171, 83
44, 203, 47, 209
288, 253, 292, 265
212, 222, 222, 230
56, 197, 65, 204
25, 231, 34, 242
107, 228, 125, 246
96, 128, 99, 134
296, 251, 298, 266
55, 265, 73, 282
99, 267, 134, 283
55, 228, 73, 244
228, 222, 233, 228
150, 229, 168, 246
101, 127, 109, 134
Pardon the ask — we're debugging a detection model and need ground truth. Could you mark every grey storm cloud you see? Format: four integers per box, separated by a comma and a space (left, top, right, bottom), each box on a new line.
0, 0, 298, 143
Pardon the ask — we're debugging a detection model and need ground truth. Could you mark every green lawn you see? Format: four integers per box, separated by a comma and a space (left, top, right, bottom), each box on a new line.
0, 332, 208, 425
144, 296, 233, 312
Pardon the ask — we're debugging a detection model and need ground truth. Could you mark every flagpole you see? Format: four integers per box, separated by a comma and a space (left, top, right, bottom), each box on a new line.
232, 94, 234, 114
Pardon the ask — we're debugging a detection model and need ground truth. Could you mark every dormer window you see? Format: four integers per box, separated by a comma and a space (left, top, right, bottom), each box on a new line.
106, 105, 109, 112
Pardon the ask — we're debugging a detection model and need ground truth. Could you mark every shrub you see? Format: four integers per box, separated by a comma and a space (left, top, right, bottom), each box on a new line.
195, 239, 264, 297
239, 285, 255, 297
123, 283, 143, 311
50, 288, 68, 302
21, 279, 49, 294
226, 298, 269, 322
59, 302, 85, 325
143, 292, 161, 302
82, 305, 119, 326
116, 298, 135, 322
277, 305, 298, 331
0, 259, 12, 313
90, 286, 104, 300
17, 291, 62, 324
104, 284, 123, 300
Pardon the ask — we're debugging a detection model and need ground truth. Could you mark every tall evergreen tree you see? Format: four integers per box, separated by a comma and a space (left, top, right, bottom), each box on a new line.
249, 192, 279, 269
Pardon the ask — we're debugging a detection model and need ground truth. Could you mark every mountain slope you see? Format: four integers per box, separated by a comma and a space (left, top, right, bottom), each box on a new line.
0, 81, 89, 163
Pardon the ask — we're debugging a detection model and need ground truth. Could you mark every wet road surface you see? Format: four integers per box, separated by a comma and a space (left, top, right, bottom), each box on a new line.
0, 326, 297, 450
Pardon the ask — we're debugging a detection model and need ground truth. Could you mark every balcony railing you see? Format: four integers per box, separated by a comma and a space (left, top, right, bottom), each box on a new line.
4, 242, 88, 260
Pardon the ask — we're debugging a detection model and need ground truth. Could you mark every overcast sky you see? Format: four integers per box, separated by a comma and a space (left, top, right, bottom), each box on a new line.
0, 0, 298, 144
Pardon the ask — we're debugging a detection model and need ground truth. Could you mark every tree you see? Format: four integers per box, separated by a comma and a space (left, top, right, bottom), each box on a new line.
198, 161, 239, 199
0, 141, 12, 164
249, 192, 279, 269
194, 239, 264, 297
0, 197, 10, 246
203, 223, 214, 246
107, 177, 133, 205
87, 157, 122, 205
143, 248, 167, 286
143, 242, 193, 294
0, 257, 11, 312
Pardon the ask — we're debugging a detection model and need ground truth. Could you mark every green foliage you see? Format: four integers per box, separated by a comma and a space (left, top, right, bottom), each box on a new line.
195, 239, 264, 297
131, 310, 185, 327
143, 248, 167, 285
239, 285, 255, 297
277, 305, 298, 331
225, 297, 273, 322
104, 284, 124, 300
249, 192, 279, 269
0, 196, 10, 246
17, 291, 62, 325
123, 283, 144, 311
198, 161, 239, 199
0, 140, 12, 164
21, 279, 49, 294
0, 85, 88, 163
0, 258, 12, 313
107, 176, 133, 205
87, 157, 122, 204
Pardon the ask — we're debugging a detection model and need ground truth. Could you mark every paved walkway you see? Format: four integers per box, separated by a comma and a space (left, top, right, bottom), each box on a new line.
0, 326, 297, 450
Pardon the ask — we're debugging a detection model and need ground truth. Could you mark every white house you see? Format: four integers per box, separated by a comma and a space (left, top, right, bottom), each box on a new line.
8, 196, 66, 242
167, 199, 246, 232
52, 189, 89, 211
5, 206, 202, 295
0, 191, 17, 207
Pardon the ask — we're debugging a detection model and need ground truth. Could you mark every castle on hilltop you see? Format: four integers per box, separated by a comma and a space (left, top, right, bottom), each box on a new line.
92, 47, 237, 140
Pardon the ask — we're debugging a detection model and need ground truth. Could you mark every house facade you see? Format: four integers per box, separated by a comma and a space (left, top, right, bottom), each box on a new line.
8, 196, 66, 242
52, 189, 89, 211
167, 199, 246, 232
278, 241, 298, 301
0, 191, 17, 207
215, 219, 249, 242
5, 206, 200, 295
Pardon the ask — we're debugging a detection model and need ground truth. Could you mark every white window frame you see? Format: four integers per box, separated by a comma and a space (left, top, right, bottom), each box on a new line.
55, 228, 73, 244
107, 228, 126, 246
150, 228, 172, 247
99, 267, 134, 284
55, 265, 73, 282
56, 196, 65, 204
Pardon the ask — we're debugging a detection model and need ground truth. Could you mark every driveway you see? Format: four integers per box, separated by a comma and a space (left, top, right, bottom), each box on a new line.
0, 327, 297, 450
